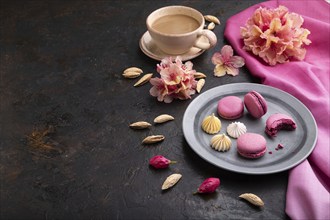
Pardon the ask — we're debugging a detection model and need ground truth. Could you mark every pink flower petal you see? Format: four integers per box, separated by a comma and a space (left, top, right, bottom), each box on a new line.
214, 64, 227, 77
175, 56, 183, 67
211, 52, 224, 65
184, 61, 193, 71
226, 66, 240, 76
163, 95, 173, 103
160, 65, 183, 85
230, 56, 245, 68
270, 18, 282, 32
149, 86, 159, 97
221, 45, 234, 61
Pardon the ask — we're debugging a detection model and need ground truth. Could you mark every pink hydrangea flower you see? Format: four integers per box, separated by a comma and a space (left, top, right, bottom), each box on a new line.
211, 45, 245, 77
150, 57, 197, 103
240, 5, 311, 66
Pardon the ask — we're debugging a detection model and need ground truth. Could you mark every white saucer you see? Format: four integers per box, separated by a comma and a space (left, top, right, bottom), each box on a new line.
139, 31, 207, 61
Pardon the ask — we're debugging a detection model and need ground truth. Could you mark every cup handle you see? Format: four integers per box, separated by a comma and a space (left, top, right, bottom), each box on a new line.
194, 29, 217, 50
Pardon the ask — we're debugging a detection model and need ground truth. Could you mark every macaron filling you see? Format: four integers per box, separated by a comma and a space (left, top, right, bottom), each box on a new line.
266, 118, 297, 137
250, 92, 267, 113
244, 91, 267, 118
238, 147, 267, 158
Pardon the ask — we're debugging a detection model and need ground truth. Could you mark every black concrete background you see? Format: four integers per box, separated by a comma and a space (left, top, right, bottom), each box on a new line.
0, 1, 290, 219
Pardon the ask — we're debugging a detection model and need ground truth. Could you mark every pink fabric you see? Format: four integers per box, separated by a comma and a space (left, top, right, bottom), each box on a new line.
224, 0, 330, 219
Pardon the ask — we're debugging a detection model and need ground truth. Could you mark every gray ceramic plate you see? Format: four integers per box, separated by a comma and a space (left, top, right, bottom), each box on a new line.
182, 83, 317, 174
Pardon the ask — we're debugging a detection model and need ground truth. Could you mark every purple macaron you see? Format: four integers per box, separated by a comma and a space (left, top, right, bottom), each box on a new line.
237, 133, 267, 159
244, 91, 267, 118
217, 96, 244, 120
265, 113, 297, 137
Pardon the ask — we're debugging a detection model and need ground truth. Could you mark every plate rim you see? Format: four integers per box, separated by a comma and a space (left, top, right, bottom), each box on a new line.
182, 83, 318, 175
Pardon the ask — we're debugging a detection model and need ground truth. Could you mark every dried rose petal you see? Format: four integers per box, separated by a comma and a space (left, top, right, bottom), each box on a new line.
194, 177, 220, 194
149, 155, 177, 169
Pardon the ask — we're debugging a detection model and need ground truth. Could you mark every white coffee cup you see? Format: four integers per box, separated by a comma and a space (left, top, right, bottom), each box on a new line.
146, 5, 217, 55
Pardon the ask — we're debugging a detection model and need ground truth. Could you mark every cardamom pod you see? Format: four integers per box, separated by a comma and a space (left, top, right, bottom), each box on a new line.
122, 71, 142, 79
123, 67, 143, 74
154, 114, 174, 124
204, 15, 221, 25
196, 79, 205, 93
239, 193, 264, 207
207, 22, 215, 30
193, 72, 207, 79
129, 121, 151, 129
134, 73, 153, 87
142, 135, 165, 144
161, 173, 182, 190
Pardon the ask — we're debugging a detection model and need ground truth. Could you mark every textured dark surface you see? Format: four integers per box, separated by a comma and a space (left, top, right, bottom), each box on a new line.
0, 0, 290, 219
